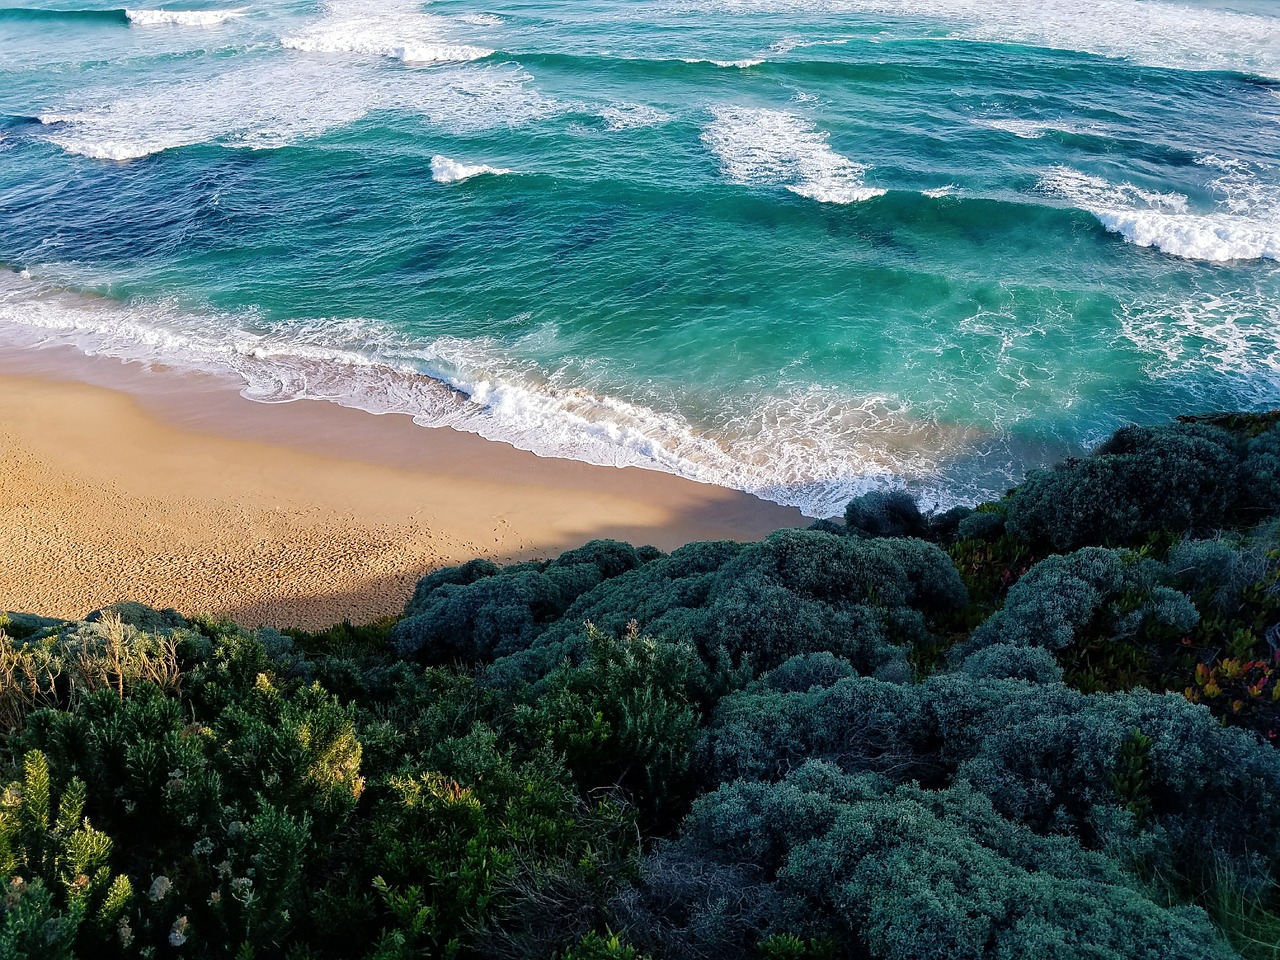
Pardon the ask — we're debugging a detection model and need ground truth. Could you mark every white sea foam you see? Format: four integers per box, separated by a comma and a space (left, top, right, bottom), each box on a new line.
430, 155, 511, 183
702, 105, 886, 203
456, 13, 504, 26
975, 118, 1087, 140
282, 35, 492, 64
598, 103, 672, 131
38, 60, 371, 160
1119, 288, 1280, 403
38, 57, 558, 160
922, 185, 957, 198
678, 0, 1280, 79
1039, 163, 1280, 262
769, 36, 849, 54
125, 8, 246, 26
282, 0, 492, 64
0, 270, 976, 516
682, 57, 765, 68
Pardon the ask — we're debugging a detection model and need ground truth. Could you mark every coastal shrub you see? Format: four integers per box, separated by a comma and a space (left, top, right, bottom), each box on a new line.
699, 677, 932, 786
516, 626, 705, 821
11, 408, 1280, 959
618, 765, 1234, 960
559, 931, 653, 960
1004, 422, 1240, 551
368, 725, 635, 956
923, 678, 1280, 885
403, 558, 503, 616
843, 490, 928, 540
960, 546, 1198, 657
927, 505, 974, 544
9, 643, 370, 954
610, 766, 862, 960
956, 504, 1007, 543
392, 540, 643, 664
781, 781, 1233, 960
957, 643, 1063, 684
1240, 426, 1280, 519
0, 614, 183, 730
0, 751, 132, 960
756, 653, 859, 693
84, 602, 188, 634
493, 530, 966, 687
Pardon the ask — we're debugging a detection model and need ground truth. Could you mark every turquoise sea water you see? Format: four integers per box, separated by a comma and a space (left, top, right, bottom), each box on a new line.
1, 0, 1278, 515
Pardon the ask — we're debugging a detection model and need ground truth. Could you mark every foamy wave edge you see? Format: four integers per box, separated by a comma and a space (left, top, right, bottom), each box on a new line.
125, 8, 246, 26
430, 155, 512, 183
1039, 165, 1280, 263
1096, 210, 1280, 263
0, 271, 981, 517
280, 33, 492, 63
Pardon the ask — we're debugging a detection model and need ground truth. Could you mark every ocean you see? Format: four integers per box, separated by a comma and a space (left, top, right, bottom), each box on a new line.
1, 0, 1277, 516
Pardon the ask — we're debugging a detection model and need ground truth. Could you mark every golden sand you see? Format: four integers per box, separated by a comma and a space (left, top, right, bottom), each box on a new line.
0, 349, 802, 629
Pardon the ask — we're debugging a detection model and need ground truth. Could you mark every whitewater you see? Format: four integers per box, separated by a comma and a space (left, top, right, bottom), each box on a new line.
1, 0, 1278, 515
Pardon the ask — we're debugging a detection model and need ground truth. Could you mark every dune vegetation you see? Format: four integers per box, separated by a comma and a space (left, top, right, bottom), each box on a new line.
3, 412, 1280, 959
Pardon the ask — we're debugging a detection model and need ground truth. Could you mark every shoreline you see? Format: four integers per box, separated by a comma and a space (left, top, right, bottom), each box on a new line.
0, 344, 804, 629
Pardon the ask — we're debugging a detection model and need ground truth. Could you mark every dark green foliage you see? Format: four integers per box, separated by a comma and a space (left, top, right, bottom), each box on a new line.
957, 643, 1063, 684
392, 540, 643, 664
755, 654, 858, 694
282, 617, 398, 659
366, 727, 633, 955
920, 678, 1280, 886
617, 764, 1234, 960
560, 930, 653, 960
1005, 423, 1240, 551
961, 546, 1198, 657
782, 780, 1232, 960
926, 505, 974, 544
701, 678, 930, 785
843, 490, 927, 539
9, 410, 1280, 959
403, 557, 502, 615
955, 507, 1005, 543
490, 530, 965, 687
0, 751, 132, 960
517, 626, 705, 822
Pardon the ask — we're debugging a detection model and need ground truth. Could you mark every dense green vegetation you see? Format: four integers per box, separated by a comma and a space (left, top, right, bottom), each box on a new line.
4, 413, 1280, 959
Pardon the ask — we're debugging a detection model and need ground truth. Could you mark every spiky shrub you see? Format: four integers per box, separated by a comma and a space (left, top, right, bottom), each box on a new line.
559, 930, 653, 960
516, 625, 705, 823
0, 614, 182, 729
366, 724, 636, 956
0, 751, 132, 959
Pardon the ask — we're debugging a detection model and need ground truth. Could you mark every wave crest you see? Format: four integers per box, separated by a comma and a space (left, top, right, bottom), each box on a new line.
430, 155, 512, 183
125, 8, 245, 26
1038, 163, 1280, 262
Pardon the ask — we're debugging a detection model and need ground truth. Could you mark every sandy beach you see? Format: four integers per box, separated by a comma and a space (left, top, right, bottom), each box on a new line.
0, 347, 803, 629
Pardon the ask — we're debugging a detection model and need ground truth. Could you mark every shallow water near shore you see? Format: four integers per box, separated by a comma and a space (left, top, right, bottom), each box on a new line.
1, 0, 1278, 516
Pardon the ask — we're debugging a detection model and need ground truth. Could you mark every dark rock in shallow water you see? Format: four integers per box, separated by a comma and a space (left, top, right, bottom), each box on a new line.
86, 602, 188, 633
